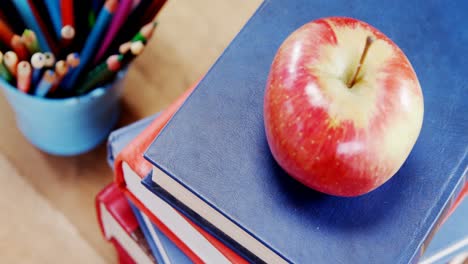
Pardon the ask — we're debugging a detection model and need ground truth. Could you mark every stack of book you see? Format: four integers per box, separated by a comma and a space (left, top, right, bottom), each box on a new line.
96, 0, 467, 263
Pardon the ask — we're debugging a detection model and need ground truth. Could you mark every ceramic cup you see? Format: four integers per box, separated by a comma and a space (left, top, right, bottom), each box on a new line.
0, 71, 126, 156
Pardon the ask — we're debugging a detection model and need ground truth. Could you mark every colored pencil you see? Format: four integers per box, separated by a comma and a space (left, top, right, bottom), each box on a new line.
130, 41, 145, 54
131, 21, 157, 43
113, 0, 154, 44
50, 60, 69, 93
26, 0, 58, 52
0, 20, 29, 60
118, 42, 132, 54
17, 61, 32, 93
0, 0, 152, 97
94, 0, 134, 64
76, 54, 121, 95
63, 0, 118, 90
21, 30, 41, 54
115, 40, 145, 69
120, 40, 145, 66
66, 53, 80, 69
34, 69, 56, 97
10, 0, 52, 52
108, 0, 163, 57
61, 25, 75, 41
0, 52, 14, 83
44, 52, 56, 68
4, 51, 19, 77
30, 0, 58, 42
57, 53, 80, 90
44, 0, 63, 38
60, 0, 75, 40
11, 35, 30, 61
31, 52, 46, 86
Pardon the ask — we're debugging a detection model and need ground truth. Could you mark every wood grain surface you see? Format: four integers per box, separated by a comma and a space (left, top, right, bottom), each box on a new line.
0, 1, 261, 262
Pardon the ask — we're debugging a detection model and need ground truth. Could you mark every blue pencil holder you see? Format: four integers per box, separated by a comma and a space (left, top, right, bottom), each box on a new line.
0, 71, 126, 156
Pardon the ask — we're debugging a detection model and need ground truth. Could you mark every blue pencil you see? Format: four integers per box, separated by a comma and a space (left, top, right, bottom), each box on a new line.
31, 53, 46, 88
10, 0, 52, 52
63, 0, 118, 90
44, 0, 62, 39
34, 70, 56, 97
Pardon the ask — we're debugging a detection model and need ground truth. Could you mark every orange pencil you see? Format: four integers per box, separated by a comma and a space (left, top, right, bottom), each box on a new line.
17, 61, 32, 93
60, 0, 75, 40
66, 53, 80, 69
50, 60, 69, 93
4, 51, 18, 77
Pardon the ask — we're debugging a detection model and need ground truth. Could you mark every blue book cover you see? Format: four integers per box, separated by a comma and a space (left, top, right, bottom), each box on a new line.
143, 0, 468, 263
129, 200, 193, 264
420, 197, 468, 264
129, 201, 167, 264
106, 114, 157, 168
147, 220, 193, 264
107, 114, 193, 263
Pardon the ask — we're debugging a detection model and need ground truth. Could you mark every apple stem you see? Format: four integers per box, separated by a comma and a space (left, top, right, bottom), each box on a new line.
347, 36, 375, 88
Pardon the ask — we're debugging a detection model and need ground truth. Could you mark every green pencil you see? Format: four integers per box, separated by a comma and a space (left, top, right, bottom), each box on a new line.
131, 21, 158, 43
76, 54, 122, 95
0, 52, 13, 82
21, 30, 40, 54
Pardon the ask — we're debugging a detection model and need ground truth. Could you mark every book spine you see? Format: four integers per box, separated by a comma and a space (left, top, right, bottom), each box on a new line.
122, 189, 205, 264
412, 173, 467, 263
142, 177, 265, 264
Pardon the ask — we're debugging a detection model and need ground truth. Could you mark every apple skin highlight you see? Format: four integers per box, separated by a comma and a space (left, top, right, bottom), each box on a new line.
264, 17, 424, 197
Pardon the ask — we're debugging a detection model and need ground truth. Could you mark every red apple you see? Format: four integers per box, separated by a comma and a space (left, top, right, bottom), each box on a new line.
264, 17, 424, 196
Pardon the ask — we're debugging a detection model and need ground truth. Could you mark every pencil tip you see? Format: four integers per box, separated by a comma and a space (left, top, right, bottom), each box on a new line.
61, 26, 76, 40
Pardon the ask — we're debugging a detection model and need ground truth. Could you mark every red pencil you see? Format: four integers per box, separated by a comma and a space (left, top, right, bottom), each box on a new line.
0, 20, 29, 60
17, 61, 32, 93
60, 0, 75, 40
11, 35, 30, 61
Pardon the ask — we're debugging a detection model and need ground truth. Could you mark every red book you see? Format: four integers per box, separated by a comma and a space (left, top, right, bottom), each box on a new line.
114, 85, 248, 264
96, 183, 156, 264
111, 239, 135, 264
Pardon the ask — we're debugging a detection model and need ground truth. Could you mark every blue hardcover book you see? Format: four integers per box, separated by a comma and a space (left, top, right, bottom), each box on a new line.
107, 114, 191, 263
420, 197, 468, 264
107, 115, 157, 168
129, 201, 168, 264
142, 0, 468, 263
129, 201, 193, 264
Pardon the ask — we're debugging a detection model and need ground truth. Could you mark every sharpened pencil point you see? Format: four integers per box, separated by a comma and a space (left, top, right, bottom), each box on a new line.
61, 25, 76, 40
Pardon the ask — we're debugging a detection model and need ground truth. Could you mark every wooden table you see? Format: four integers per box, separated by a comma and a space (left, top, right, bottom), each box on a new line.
0, 1, 261, 262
